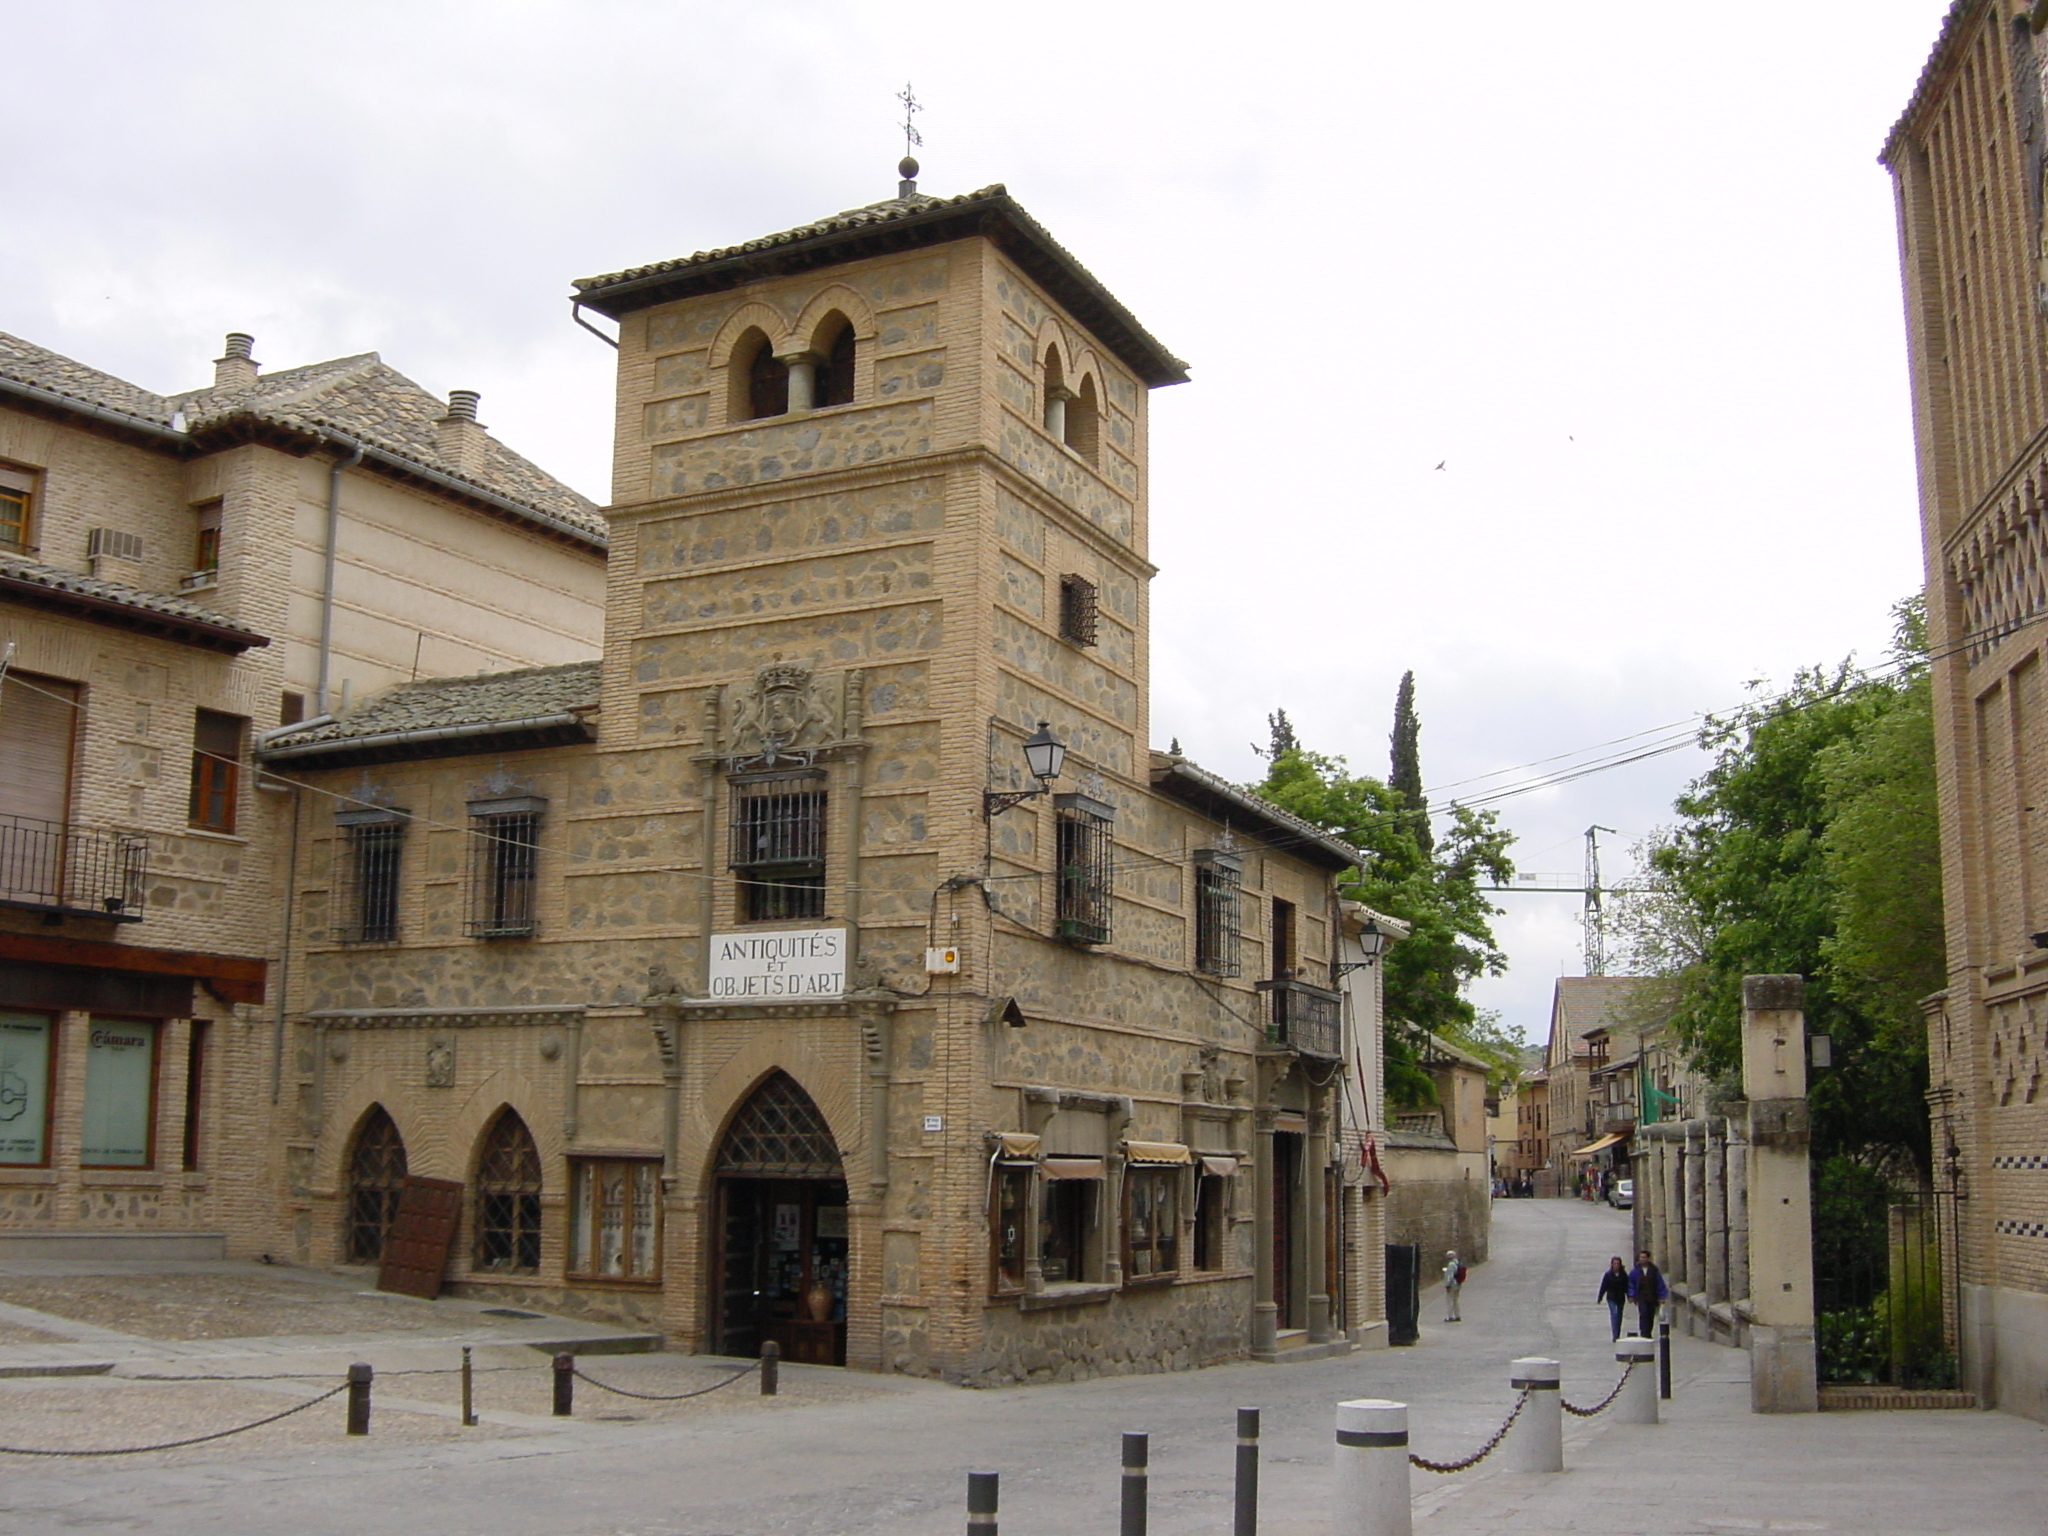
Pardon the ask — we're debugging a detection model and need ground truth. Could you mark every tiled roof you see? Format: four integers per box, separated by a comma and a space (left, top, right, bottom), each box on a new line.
1150, 750, 1364, 870
262, 661, 600, 751
0, 332, 605, 546
574, 184, 1189, 388
1879, 0, 1978, 163
0, 551, 268, 652
1550, 976, 1656, 1040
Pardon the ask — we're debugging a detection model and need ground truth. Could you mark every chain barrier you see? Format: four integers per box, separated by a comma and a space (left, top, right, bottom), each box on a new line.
0, 1383, 348, 1457
1562, 1359, 1636, 1418
1407, 1388, 1530, 1474
124, 1364, 526, 1383
571, 1359, 759, 1402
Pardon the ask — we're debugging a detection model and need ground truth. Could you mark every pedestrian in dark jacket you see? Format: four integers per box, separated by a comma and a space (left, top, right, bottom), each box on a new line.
1627, 1250, 1667, 1339
1597, 1256, 1630, 1340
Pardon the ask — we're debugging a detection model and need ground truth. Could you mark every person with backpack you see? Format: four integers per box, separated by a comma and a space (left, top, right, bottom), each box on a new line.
1627, 1249, 1668, 1338
1442, 1249, 1466, 1322
1597, 1255, 1630, 1340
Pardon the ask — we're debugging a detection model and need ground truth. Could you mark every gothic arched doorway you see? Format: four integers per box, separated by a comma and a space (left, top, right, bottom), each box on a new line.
344, 1105, 408, 1263
710, 1071, 847, 1365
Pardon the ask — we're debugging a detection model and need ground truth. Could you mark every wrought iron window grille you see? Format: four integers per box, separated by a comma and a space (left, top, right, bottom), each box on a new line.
465, 796, 543, 939
334, 808, 408, 945
1058, 574, 1099, 647
729, 772, 826, 922
1256, 976, 1343, 1060
1054, 792, 1115, 946
474, 1111, 544, 1274
1193, 847, 1243, 977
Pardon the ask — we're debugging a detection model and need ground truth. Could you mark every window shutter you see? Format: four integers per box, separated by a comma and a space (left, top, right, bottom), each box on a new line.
0, 674, 78, 824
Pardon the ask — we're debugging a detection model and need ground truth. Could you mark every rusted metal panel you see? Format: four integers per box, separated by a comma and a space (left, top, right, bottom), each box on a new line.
377, 1175, 464, 1298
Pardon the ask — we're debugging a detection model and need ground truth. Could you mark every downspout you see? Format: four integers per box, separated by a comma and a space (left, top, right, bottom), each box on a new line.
315, 437, 364, 716
270, 787, 302, 1106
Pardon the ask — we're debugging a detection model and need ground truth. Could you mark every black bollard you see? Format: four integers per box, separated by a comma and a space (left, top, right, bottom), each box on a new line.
967, 1469, 999, 1535
1234, 1407, 1259, 1536
346, 1362, 372, 1436
461, 1345, 477, 1427
1658, 1313, 1672, 1400
761, 1339, 780, 1396
553, 1352, 575, 1417
1121, 1431, 1148, 1536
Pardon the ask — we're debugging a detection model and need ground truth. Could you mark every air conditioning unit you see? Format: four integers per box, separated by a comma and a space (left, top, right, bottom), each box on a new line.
87, 528, 145, 562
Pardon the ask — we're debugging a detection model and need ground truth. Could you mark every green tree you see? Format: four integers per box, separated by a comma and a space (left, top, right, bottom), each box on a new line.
1389, 671, 1432, 856
1611, 602, 1938, 1173
1254, 741, 1517, 1106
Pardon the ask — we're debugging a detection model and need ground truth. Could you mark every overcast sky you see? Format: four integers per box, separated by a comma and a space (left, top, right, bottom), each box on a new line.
2, 1, 1956, 1041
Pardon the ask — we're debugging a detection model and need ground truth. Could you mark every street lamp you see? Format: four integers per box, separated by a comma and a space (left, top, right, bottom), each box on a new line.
983, 721, 1068, 818
1334, 917, 1387, 977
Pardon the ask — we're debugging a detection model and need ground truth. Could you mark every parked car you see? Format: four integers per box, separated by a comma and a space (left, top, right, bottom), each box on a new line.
1608, 1178, 1634, 1209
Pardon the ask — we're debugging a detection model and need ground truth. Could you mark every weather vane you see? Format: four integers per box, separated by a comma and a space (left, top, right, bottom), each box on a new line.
897, 82, 923, 157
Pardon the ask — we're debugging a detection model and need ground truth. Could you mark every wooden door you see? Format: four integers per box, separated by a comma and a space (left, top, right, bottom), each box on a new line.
1271, 1134, 1297, 1330
377, 1175, 464, 1298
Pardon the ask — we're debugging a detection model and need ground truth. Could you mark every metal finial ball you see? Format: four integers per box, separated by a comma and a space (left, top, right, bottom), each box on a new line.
898, 155, 920, 181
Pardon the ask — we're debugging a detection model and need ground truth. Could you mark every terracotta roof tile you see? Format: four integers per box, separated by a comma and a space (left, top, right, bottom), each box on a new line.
267, 661, 600, 748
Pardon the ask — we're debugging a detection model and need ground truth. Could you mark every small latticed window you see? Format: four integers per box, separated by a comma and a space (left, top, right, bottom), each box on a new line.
1055, 792, 1115, 946
1194, 848, 1242, 977
1124, 1165, 1179, 1279
345, 1106, 408, 1263
474, 1109, 543, 1273
730, 772, 826, 922
715, 1071, 842, 1177
335, 809, 407, 944
466, 796, 542, 938
570, 1158, 661, 1281
1058, 574, 1098, 647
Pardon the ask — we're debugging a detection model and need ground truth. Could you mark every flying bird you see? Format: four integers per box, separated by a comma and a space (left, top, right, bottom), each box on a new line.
1433, 460, 1446, 471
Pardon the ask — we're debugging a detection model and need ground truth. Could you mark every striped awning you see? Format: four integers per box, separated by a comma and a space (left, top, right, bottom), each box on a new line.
1571, 1132, 1625, 1157
991, 1132, 1041, 1164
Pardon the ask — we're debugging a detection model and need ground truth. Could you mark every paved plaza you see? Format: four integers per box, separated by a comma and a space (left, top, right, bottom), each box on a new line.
0, 1200, 2038, 1535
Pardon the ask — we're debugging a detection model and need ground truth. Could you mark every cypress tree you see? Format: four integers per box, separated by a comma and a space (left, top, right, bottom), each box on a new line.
1389, 671, 1432, 855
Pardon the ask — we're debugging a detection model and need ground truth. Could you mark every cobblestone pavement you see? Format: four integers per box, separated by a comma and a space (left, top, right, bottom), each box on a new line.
0, 1204, 2040, 1534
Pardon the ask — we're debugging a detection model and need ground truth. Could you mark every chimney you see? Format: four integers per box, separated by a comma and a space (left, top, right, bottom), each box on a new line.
213, 332, 260, 390
436, 389, 487, 476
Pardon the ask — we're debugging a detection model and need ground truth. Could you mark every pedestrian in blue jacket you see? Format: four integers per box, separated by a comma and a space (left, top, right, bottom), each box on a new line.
1627, 1250, 1667, 1339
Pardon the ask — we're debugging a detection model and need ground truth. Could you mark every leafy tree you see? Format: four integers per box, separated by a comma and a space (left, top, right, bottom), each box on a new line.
1254, 738, 1517, 1107
1389, 671, 1432, 856
1609, 602, 1938, 1173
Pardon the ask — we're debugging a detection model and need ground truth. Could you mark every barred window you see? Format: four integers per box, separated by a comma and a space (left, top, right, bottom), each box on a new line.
1193, 848, 1242, 976
335, 809, 407, 944
1058, 574, 1098, 647
1124, 1165, 1179, 1279
1054, 793, 1114, 946
466, 796, 543, 938
570, 1157, 661, 1281
473, 1109, 543, 1274
344, 1106, 408, 1264
730, 772, 826, 922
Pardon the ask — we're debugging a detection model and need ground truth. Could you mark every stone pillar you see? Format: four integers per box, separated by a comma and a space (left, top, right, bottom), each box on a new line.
1663, 1124, 1685, 1277
1684, 1120, 1707, 1326
1705, 1117, 1728, 1306
1727, 1134, 1750, 1310
782, 353, 818, 412
1252, 1107, 1278, 1355
1043, 386, 1071, 441
1307, 1092, 1333, 1343
1741, 974, 1817, 1413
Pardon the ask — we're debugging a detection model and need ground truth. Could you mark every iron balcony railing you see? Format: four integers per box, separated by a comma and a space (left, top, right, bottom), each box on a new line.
1602, 1103, 1638, 1134
1256, 977, 1343, 1060
0, 814, 149, 922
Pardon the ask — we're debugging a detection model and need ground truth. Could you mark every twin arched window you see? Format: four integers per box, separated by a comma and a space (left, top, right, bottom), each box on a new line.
731, 311, 860, 423
1042, 346, 1100, 466
340, 1103, 544, 1274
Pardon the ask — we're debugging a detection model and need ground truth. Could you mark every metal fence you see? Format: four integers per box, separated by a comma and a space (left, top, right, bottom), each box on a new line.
0, 814, 148, 920
1816, 1182, 1959, 1390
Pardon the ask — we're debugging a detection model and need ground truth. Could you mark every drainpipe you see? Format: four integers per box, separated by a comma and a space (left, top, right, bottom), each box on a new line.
315, 437, 365, 716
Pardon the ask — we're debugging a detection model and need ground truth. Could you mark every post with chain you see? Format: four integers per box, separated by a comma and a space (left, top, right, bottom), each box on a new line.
1615, 1338, 1659, 1424
1504, 1357, 1562, 1472
553, 1352, 575, 1417
966, 1470, 999, 1536
1333, 1399, 1411, 1536
760, 1339, 780, 1396
345, 1362, 372, 1437
1121, 1431, 1148, 1536
1234, 1407, 1259, 1536
1658, 1311, 1673, 1399
461, 1346, 477, 1427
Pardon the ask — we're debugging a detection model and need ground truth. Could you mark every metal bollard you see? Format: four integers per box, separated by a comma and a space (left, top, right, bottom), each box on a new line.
461, 1346, 477, 1427
1615, 1337, 1659, 1424
761, 1339, 780, 1396
1504, 1357, 1562, 1473
1121, 1431, 1148, 1536
553, 1352, 575, 1417
1234, 1407, 1259, 1536
967, 1469, 998, 1535
346, 1362, 372, 1436
1333, 1399, 1411, 1536
1658, 1313, 1672, 1400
